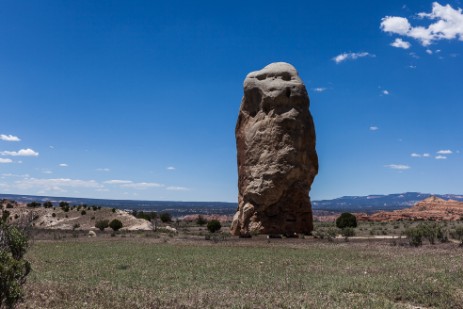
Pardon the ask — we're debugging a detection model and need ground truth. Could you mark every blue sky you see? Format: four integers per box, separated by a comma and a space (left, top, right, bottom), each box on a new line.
1, 0, 462, 202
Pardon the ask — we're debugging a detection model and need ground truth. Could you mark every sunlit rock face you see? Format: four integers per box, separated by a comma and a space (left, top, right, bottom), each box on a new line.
231, 62, 318, 236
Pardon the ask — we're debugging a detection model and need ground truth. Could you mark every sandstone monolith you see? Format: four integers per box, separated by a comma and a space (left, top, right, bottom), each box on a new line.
231, 62, 318, 236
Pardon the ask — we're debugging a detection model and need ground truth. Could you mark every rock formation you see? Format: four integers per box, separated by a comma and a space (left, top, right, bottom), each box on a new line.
231, 62, 318, 236
363, 196, 463, 222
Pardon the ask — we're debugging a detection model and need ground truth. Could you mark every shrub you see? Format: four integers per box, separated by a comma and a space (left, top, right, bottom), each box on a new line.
109, 219, 123, 231
196, 215, 208, 226
43, 201, 53, 208
454, 226, 463, 245
95, 220, 109, 231
341, 227, 355, 237
0, 221, 31, 308
336, 213, 357, 229
81, 210, 86, 216
160, 212, 172, 223
26, 201, 41, 208
52, 213, 56, 218
73, 223, 80, 230
6, 204, 13, 209
404, 227, 422, 247
111, 208, 116, 213
207, 220, 221, 233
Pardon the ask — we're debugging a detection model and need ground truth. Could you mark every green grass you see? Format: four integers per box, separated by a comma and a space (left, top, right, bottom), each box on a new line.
19, 238, 463, 309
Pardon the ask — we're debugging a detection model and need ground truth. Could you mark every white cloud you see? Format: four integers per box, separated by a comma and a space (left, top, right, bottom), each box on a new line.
166, 166, 176, 171
313, 87, 327, 93
0, 158, 13, 164
381, 2, 463, 46
382, 90, 390, 95
391, 38, 411, 49
385, 164, 411, 170
381, 16, 411, 35
426, 49, 433, 54
0, 148, 39, 157
104, 180, 133, 185
59, 163, 68, 167
435, 155, 447, 160
166, 186, 190, 191
333, 52, 375, 64
0, 134, 21, 142
411, 153, 422, 158
423, 153, 431, 157
437, 149, 453, 154
120, 182, 164, 190
369, 126, 379, 131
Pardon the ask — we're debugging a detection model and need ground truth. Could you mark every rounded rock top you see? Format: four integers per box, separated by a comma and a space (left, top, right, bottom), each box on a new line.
244, 62, 305, 99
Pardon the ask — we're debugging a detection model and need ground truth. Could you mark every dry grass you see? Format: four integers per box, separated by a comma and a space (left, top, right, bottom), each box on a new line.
17, 236, 463, 309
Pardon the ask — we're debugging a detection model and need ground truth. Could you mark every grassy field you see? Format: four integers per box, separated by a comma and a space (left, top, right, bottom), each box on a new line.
18, 235, 463, 309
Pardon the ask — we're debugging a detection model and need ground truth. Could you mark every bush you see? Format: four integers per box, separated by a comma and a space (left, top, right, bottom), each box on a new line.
0, 221, 31, 308
81, 210, 86, 216
404, 227, 423, 247
336, 213, 357, 229
52, 213, 56, 218
109, 219, 123, 231
454, 226, 463, 245
341, 227, 355, 237
111, 208, 116, 213
207, 220, 221, 233
95, 220, 109, 231
160, 212, 172, 223
26, 201, 41, 208
196, 215, 208, 226
43, 201, 53, 208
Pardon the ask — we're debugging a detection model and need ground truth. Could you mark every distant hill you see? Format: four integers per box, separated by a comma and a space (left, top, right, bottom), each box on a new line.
0, 193, 237, 217
312, 192, 463, 213
2, 192, 463, 216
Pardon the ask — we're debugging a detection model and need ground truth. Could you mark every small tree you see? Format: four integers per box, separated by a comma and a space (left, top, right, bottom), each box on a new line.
109, 219, 123, 231
81, 210, 87, 216
336, 213, 357, 229
160, 212, 172, 223
207, 220, 221, 233
95, 220, 109, 231
0, 221, 31, 308
43, 201, 53, 208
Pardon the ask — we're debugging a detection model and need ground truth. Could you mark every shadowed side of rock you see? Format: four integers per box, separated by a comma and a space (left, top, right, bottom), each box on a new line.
231, 62, 318, 236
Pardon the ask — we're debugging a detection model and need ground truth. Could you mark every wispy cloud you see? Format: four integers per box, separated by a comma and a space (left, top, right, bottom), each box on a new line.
391, 38, 411, 49
0, 134, 20, 142
411, 152, 431, 158
0, 158, 13, 164
369, 126, 379, 131
96, 168, 111, 172
59, 163, 68, 167
166, 186, 190, 191
14, 178, 102, 191
385, 164, 411, 170
382, 90, 390, 95
333, 52, 375, 64
381, 2, 463, 46
313, 87, 327, 93
166, 166, 176, 171
104, 180, 133, 185
437, 149, 453, 154
0, 148, 39, 157
435, 155, 447, 160
121, 182, 164, 190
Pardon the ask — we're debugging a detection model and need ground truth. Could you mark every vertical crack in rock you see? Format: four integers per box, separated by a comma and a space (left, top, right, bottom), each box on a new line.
231, 62, 318, 236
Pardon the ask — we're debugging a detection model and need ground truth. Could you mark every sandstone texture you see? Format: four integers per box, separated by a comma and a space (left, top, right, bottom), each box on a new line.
231, 62, 318, 236
362, 196, 463, 222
